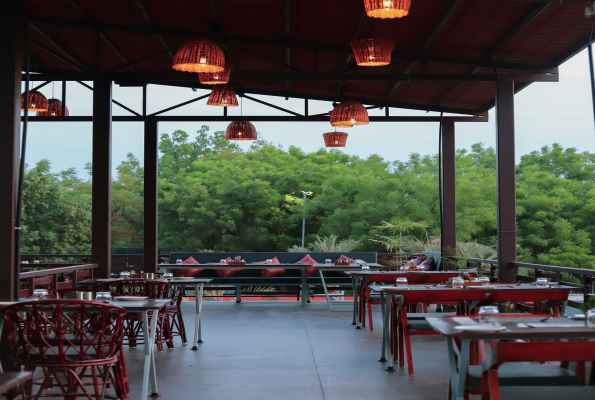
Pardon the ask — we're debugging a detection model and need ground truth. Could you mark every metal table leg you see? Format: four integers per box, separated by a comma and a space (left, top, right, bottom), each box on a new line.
385, 295, 394, 371
301, 267, 309, 307
319, 268, 333, 310
192, 283, 204, 349
379, 292, 387, 362
141, 310, 159, 399
447, 337, 470, 400
351, 276, 358, 325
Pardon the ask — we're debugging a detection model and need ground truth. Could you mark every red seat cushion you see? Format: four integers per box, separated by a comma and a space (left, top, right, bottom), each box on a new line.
296, 254, 319, 277
258, 257, 287, 277
216, 257, 245, 277
175, 256, 205, 277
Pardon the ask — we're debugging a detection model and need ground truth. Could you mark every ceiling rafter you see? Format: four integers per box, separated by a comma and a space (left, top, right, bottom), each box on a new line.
29, 24, 88, 72
336, 10, 368, 96
132, 0, 175, 60
434, 2, 550, 106
384, 0, 462, 101
285, 0, 292, 95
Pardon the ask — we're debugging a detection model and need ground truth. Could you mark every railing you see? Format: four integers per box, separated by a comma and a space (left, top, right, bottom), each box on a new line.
20, 254, 169, 271
19, 263, 98, 298
513, 262, 594, 307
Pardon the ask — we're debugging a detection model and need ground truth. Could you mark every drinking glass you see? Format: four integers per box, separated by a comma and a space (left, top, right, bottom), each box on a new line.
586, 309, 595, 328
34, 260, 40, 263
325, 259, 332, 265
400, 265, 410, 271
265, 259, 273, 265
32, 289, 49, 300
452, 277, 464, 289
175, 259, 183, 265
356, 259, 363, 266
22, 260, 29, 264
96, 292, 112, 303
120, 271, 130, 279
396, 277, 408, 287
471, 278, 480, 282
142, 273, 155, 279
361, 263, 370, 272
479, 277, 490, 284
163, 273, 174, 281
478, 306, 500, 325
220, 259, 227, 264
535, 278, 548, 286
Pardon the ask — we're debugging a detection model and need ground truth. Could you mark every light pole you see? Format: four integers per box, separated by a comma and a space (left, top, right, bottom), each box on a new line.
301, 191, 312, 248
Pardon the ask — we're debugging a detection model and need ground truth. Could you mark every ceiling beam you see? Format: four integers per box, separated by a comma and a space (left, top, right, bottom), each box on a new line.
27, 70, 558, 83
132, 0, 175, 60
384, 0, 462, 101
29, 39, 86, 72
336, 10, 368, 96
23, 114, 488, 123
29, 24, 88, 72
285, 0, 292, 95
434, 2, 550, 106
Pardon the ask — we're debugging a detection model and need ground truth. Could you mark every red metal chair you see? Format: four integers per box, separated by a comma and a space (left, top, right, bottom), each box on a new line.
165, 284, 188, 343
480, 289, 569, 316
96, 279, 172, 351
393, 289, 487, 376
1, 300, 127, 400
482, 341, 595, 400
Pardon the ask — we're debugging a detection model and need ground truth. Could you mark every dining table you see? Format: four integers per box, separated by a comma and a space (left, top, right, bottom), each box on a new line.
159, 263, 312, 306
77, 277, 212, 350
313, 263, 384, 311
347, 270, 477, 328
427, 315, 595, 400
0, 298, 170, 400
369, 283, 577, 373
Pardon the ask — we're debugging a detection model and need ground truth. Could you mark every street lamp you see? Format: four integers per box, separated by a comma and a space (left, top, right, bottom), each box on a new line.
301, 191, 312, 248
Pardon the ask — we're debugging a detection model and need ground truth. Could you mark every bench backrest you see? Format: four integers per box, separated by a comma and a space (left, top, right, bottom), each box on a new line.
422, 251, 442, 271
169, 252, 377, 264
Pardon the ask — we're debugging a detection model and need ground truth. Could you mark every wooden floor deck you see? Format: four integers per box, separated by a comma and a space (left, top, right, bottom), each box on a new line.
124, 301, 451, 400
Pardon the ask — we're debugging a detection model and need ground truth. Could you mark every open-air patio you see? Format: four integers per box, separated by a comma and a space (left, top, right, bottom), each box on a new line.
3, 0, 595, 399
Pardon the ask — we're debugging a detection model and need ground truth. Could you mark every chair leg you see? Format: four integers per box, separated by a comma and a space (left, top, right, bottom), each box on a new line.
177, 308, 188, 343
401, 312, 415, 376
487, 369, 501, 400
367, 288, 374, 332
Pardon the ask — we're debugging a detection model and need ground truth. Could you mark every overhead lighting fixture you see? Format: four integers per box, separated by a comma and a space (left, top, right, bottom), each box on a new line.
226, 121, 257, 140
36, 98, 69, 117
199, 60, 232, 85
364, 0, 412, 19
330, 100, 369, 128
207, 84, 239, 107
173, 38, 225, 73
323, 131, 348, 147
20, 90, 48, 112
351, 38, 395, 67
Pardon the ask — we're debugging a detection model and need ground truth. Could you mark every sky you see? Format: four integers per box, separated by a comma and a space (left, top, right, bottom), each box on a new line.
22, 48, 595, 177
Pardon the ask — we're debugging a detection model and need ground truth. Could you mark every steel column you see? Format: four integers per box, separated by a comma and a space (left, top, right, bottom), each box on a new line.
441, 120, 457, 260
144, 119, 159, 273
91, 78, 112, 278
0, 2, 23, 300
495, 81, 518, 283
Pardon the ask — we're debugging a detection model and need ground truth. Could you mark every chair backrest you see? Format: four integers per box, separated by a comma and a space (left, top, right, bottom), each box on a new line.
97, 279, 170, 299
401, 289, 486, 304
422, 251, 442, 270
486, 289, 569, 303
39, 288, 107, 299
1, 300, 125, 363
493, 341, 595, 364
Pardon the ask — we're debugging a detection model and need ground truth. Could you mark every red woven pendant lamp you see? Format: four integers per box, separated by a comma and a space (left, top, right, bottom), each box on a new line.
37, 98, 69, 116
323, 131, 348, 147
226, 121, 257, 140
199, 61, 232, 85
21, 90, 48, 112
173, 38, 225, 73
330, 100, 369, 128
350, 38, 395, 67
207, 84, 239, 107
364, 0, 412, 19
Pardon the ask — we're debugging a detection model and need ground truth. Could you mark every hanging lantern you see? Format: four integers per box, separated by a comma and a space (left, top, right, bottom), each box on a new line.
172, 38, 225, 73
199, 60, 232, 85
330, 100, 369, 128
207, 84, 239, 107
364, 0, 412, 19
323, 132, 348, 147
350, 38, 394, 67
37, 98, 69, 117
20, 90, 48, 112
226, 121, 257, 140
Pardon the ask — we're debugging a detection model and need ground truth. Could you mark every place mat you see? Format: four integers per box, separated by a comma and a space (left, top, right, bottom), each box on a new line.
523, 321, 586, 328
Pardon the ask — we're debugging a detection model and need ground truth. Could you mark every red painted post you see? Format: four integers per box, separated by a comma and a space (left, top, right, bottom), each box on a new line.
495, 81, 518, 283
144, 119, 159, 273
92, 78, 113, 278
0, 2, 23, 300
441, 119, 457, 264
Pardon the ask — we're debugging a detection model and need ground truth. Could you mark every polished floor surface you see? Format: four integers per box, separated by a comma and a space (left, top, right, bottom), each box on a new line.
124, 301, 450, 400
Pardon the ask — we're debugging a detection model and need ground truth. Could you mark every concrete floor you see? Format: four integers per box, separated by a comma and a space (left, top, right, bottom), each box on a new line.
124, 301, 451, 400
